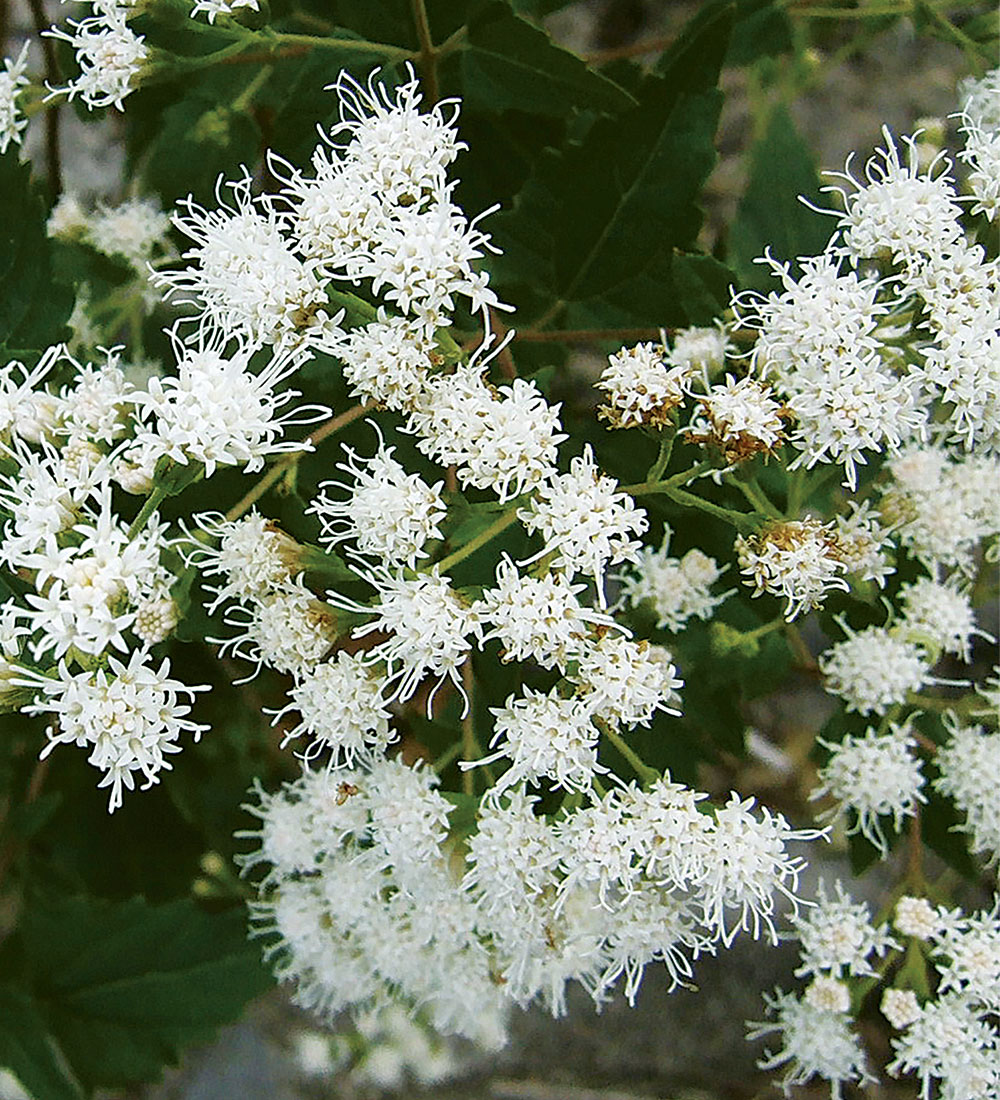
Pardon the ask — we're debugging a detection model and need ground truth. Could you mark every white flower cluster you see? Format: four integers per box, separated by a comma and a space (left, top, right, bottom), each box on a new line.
884, 895, 1000, 1100
0, 42, 30, 155
45, 1, 148, 110
246, 767, 821, 1041
934, 714, 1000, 864
48, 193, 173, 272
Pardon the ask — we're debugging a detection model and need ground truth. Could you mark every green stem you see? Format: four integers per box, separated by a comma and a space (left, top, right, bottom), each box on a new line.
597, 718, 658, 787
264, 30, 416, 61
735, 476, 782, 519
661, 485, 761, 534
232, 63, 273, 112
436, 509, 521, 574
623, 460, 714, 497
645, 432, 675, 485
432, 739, 465, 775
128, 485, 169, 540
410, 0, 439, 101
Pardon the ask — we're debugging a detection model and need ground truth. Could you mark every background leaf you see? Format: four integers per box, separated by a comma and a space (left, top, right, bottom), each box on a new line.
0, 985, 83, 1100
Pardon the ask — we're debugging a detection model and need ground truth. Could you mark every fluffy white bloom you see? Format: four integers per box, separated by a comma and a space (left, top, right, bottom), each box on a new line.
190, 0, 260, 22
331, 567, 477, 709
157, 173, 337, 347
475, 557, 617, 670
88, 197, 171, 267
811, 720, 926, 854
668, 323, 732, 374
790, 879, 897, 978
832, 500, 894, 587
698, 794, 820, 947
0, 43, 30, 155
686, 374, 786, 465
748, 989, 873, 1098
409, 363, 564, 502
471, 687, 601, 795
733, 250, 888, 379
822, 127, 965, 262
0, 346, 63, 443
518, 446, 647, 603
46, 192, 89, 240
219, 578, 337, 679
596, 342, 690, 428
45, 6, 147, 111
933, 717, 1000, 864
18, 651, 208, 811
131, 336, 326, 477
930, 899, 1000, 1009
819, 625, 931, 716
898, 576, 984, 662
887, 991, 998, 1100
571, 635, 682, 728
334, 314, 432, 411
269, 652, 394, 767
58, 347, 134, 445
309, 433, 446, 569
180, 511, 297, 611
958, 68, 1000, 131
736, 517, 849, 621
959, 113, 1000, 221
882, 987, 922, 1029
895, 895, 942, 940
132, 592, 179, 645
618, 531, 729, 632
803, 976, 850, 1014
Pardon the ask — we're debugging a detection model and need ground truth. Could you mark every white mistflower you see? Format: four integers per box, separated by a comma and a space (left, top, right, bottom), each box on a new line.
45, 6, 147, 111
959, 114, 1000, 221
475, 557, 616, 670
470, 686, 602, 796
933, 717, 1000, 864
823, 126, 965, 262
803, 976, 850, 1014
158, 173, 337, 348
363, 757, 453, 878
219, 578, 337, 679
0, 43, 30, 155
0, 346, 62, 442
733, 250, 887, 379
88, 197, 171, 267
882, 987, 922, 1029
791, 879, 897, 978
335, 314, 433, 411
518, 445, 647, 603
629, 775, 714, 888
898, 576, 984, 662
686, 374, 786, 465
331, 567, 477, 710
736, 517, 849, 621
17, 651, 208, 812
181, 511, 298, 611
811, 721, 926, 854
46, 192, 89, 240
132, 592, 179, 645
930, 900, 1000, 1009
618, 531, 729, 632
895, 895, 942, 940
596, 341, 690, 428
571, 635, 682, 728
958, 68, 1000, 131
131, 336, 326, 477
668, 323, 732, 374
748, 989, 873, 1098
269, 652, 395, 767
698, 795, 820, 947
832, 500, 894, 587
409, 364, 564, 502
309, 434, 446, 569
190, 0, 261, 23
819, 625, 931, 716
887, 991, 998, 1100
60, 348, 134, 445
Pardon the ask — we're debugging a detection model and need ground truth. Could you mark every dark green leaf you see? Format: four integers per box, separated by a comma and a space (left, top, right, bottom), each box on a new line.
23, 894, 272, 1090
461, 1, 634, 117
0, 985, 83, 1100
0, 154, 73, 352
728, 104, 831, 290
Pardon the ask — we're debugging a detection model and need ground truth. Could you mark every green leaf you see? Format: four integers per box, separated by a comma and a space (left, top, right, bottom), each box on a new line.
728, 104, 831, 290
495, 3, 732, 305
22, 894, 272, 1089
461, 1, 634, 117
0, 154, 73, 353
0, 985, 83, 1100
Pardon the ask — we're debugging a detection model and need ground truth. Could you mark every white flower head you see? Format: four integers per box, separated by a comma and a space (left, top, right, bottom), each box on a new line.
0, 43, 31, 154
933, 716, 1000, 864
571, 635, 682, 728
518, 445, 647, 605
819, 624, 931, 716
791, 879, 897, 978
45, 7, 148, 111
596, 341, 691, 429
898, 576, 985, 663
686, 374, 786, 465
811, 720, 926, 855
88, 197, 172, 268
190, 0, 261, 23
